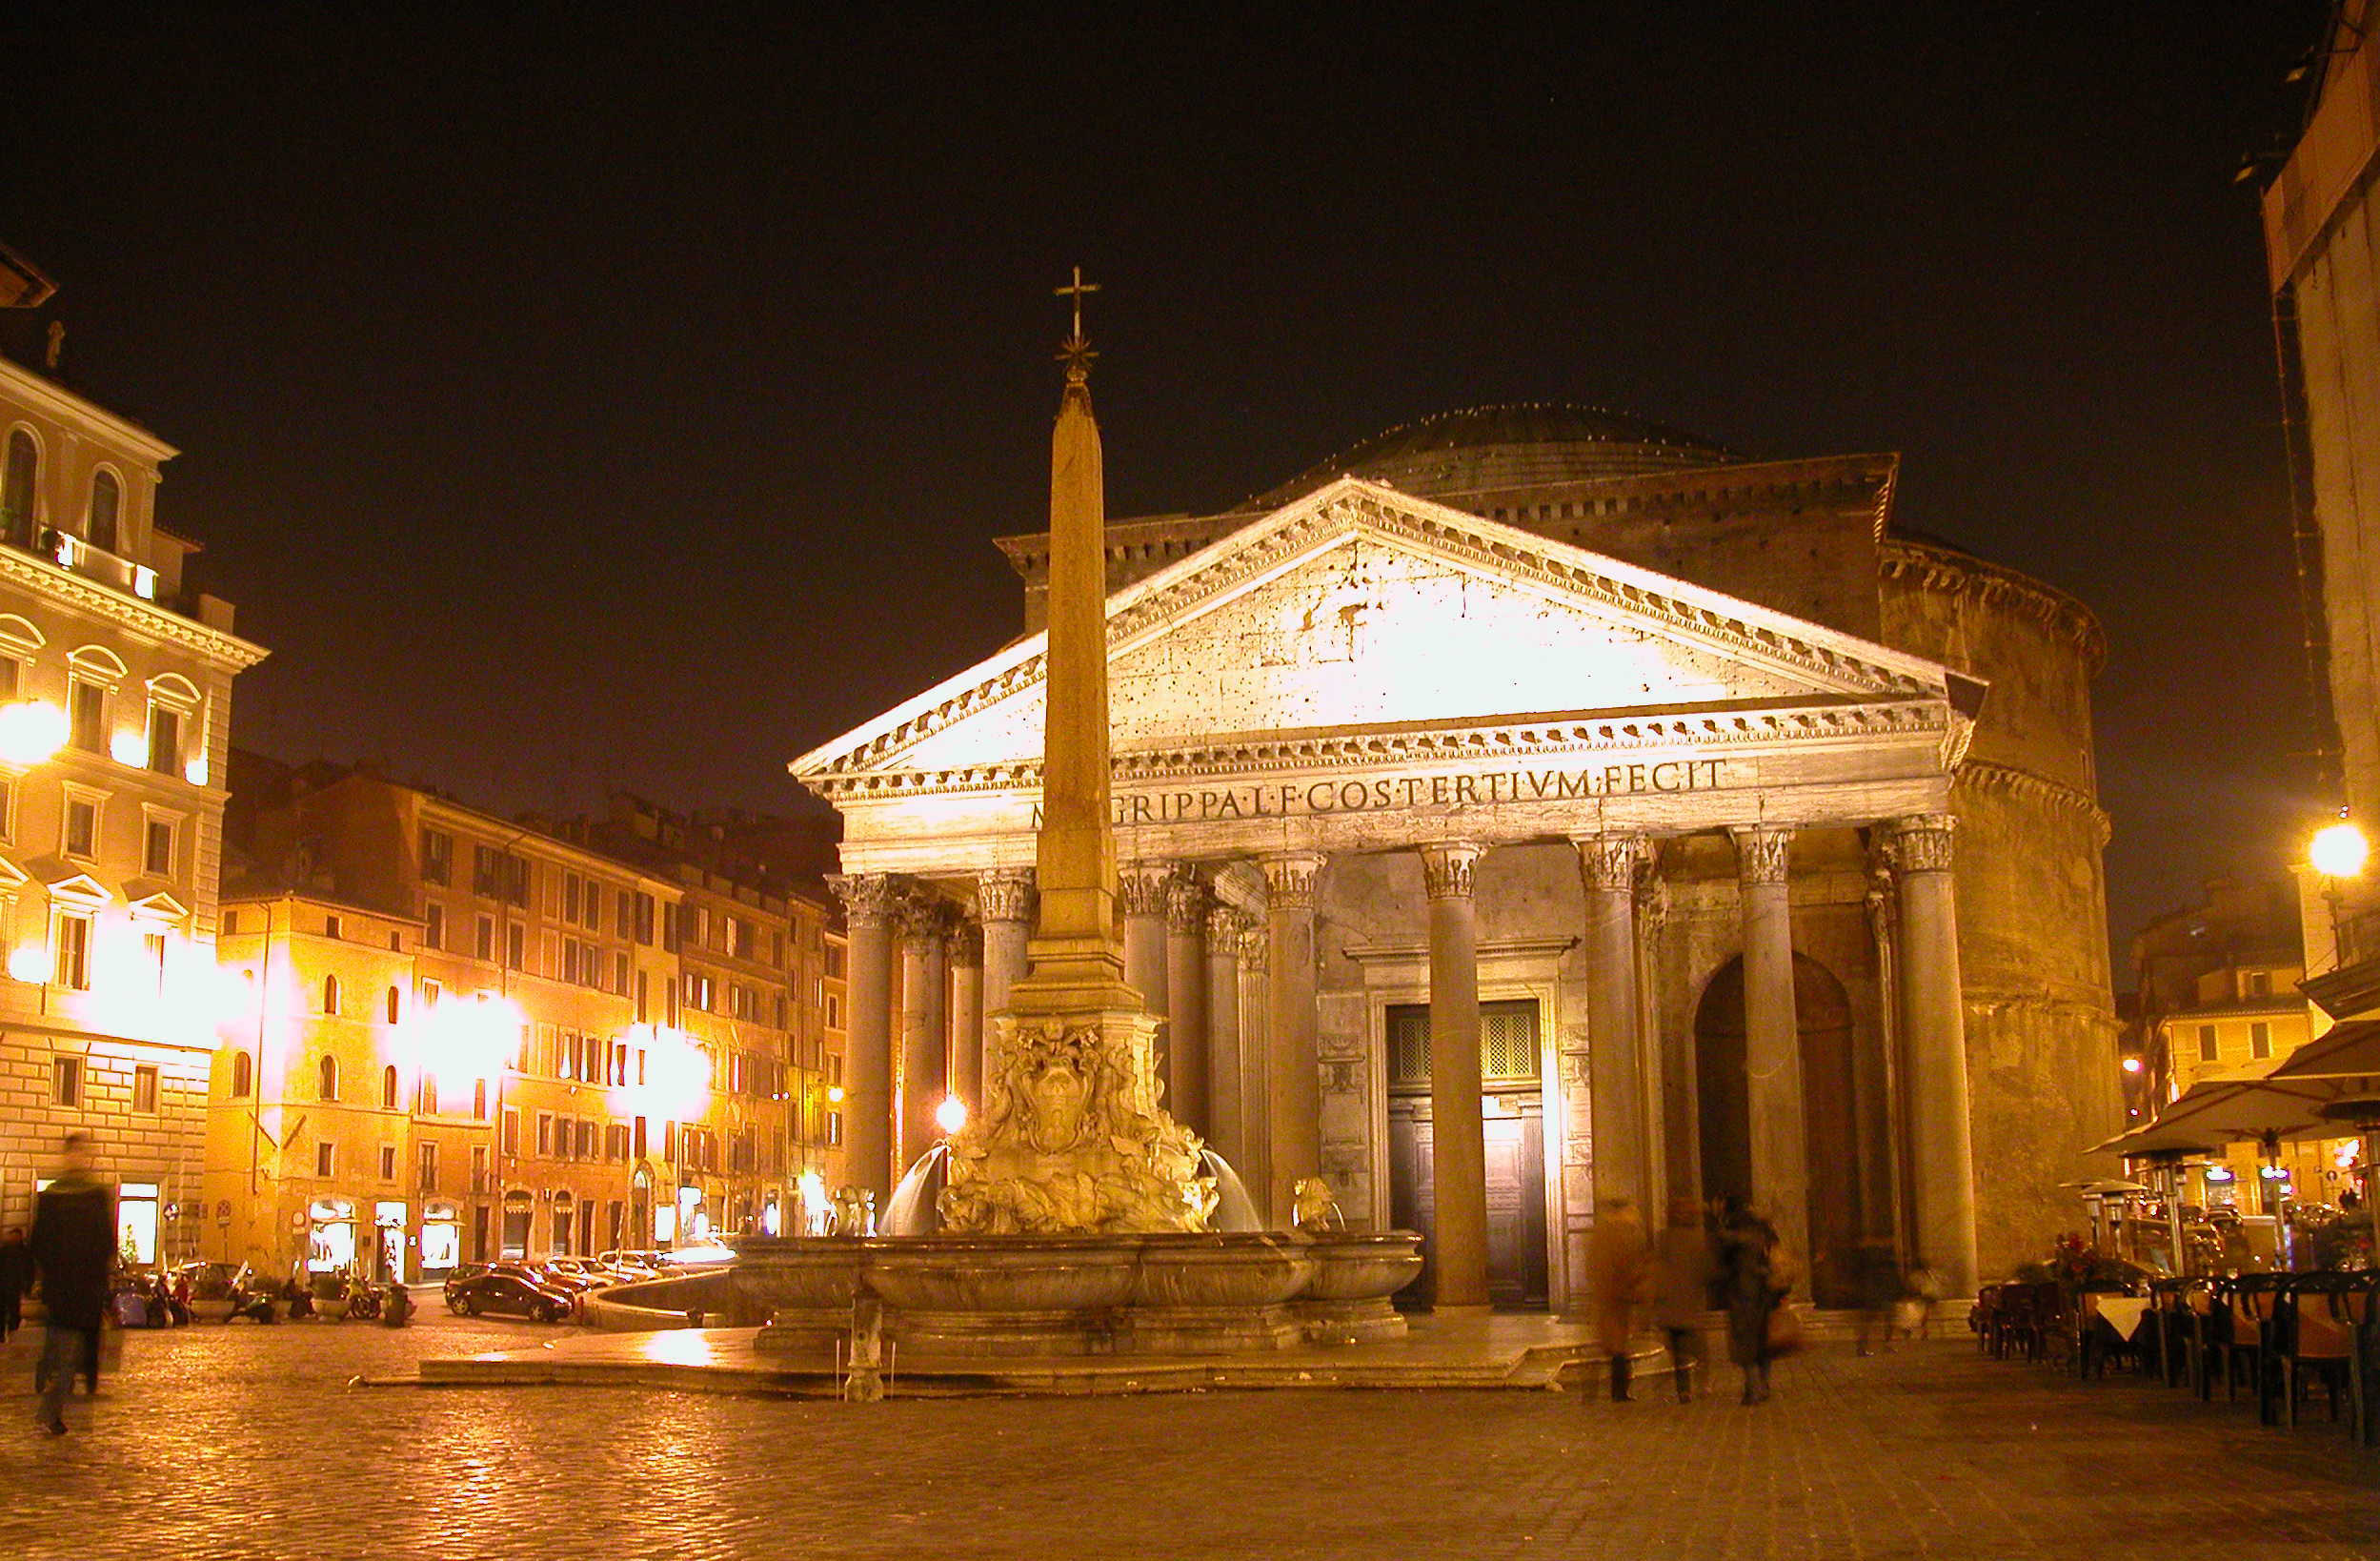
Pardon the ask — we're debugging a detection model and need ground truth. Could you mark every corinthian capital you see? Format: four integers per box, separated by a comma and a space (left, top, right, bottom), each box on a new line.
1119, 862, 1178, 918
1891, 813, 1958, 874
1164, 876, 1210, 935
1574, 834, 1640, 893
898, 892, 954, 943
1206, 903, 1251, 947
948, 920, 984, 966
1260, 853, 1324, 910
827, 872, 903, 929
1239, 922, 1271, 973
1419, 841, 1483, 902
976, 866, 1036, 924
1730, 826, 1793, 886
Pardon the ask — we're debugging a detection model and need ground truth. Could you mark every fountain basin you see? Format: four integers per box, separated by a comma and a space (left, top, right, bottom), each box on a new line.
1294, 1230, 1424, 1345
867, 1236, 1144, 1357
725, 1234, 872, 1352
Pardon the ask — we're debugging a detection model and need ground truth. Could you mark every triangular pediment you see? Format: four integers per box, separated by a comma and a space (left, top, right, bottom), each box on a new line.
795, 477, 1964, 785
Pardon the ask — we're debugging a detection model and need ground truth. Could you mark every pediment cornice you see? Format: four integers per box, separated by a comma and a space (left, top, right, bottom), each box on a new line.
796, 477, 1958, 786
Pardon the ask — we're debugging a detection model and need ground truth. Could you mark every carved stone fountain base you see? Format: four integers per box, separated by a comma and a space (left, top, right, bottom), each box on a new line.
732, 1229, 1419, 1358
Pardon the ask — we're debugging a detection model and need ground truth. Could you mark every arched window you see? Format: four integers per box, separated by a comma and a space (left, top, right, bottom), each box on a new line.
473, 1080, 487, 1119
318, 1054, 339, 1101
385, 985, 401, 1024
421, 1075, 438, 1117
321, 974, 340, 1014
231, 1049, 252, 1098
87, 470, 119, 554
381, 1064, 398, 1110
1, 430, 34, 546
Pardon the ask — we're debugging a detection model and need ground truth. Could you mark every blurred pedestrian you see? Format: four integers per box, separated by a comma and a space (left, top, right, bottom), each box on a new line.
0, 1226, 28, 1342
30, 1132, 111, 1436
1651, 1196, 1716, 1401
1584, 1197, 1649, 1402
1853, 1237, 1904, 1356
1718, 1195, 1785, 1406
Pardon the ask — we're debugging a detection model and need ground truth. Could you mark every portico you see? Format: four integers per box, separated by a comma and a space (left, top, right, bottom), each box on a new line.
802, 477, 1988, 1306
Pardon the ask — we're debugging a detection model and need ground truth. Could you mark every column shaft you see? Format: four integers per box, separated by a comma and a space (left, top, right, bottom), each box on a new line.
1895, 815, 1979, 1297
1165, 879, 1211, 1135
1237, 920, 1274, 1215
976, 867, 1035, 1039
1119, 862, 1174, 1085
1579, 835, 1646, 1211
949, 923, 984, 1114
898, 902, 950, 1172
1204, 905, 1248, 1172
1734, 826, 1809, 1283
1422, 842, 1490, 1308
828, 874, 900, 1202
1262, 854, 1323, 1226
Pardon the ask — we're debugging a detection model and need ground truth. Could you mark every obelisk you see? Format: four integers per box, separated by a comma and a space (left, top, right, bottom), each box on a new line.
934, 271, 1212, 1234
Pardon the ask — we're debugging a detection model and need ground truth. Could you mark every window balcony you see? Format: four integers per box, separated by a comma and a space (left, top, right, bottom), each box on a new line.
26, 526, 172, 607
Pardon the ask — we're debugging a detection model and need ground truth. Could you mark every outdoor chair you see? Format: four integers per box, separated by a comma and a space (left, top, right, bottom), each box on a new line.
2229, 1273, 2288, 1426
2275, 1273, 2363, 1431
2193, 1280, 2254, 1404
2146, 1278, 2195, 1389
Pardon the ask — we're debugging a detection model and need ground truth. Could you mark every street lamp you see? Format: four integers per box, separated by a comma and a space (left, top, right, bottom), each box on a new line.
2311, 813, 2370, 972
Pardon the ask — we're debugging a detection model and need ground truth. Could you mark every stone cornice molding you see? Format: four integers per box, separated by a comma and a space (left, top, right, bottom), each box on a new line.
1880, 537, 2107, 673
1953, 760, 2111, 846
805, 698, 1947, 801
797, 476, 1956, 786
1118, 862, 1178, 918
0, 550, 267, 670
975, 866, 1036, 923
1890, 813, 1958, 874
1731, 825, 1793, 885
1260, 853, 1325, 909
1574, 833, 1640, 893
827, 872, 903, 929
1163, 876, 1210, 935
1419, 841, 1483, 902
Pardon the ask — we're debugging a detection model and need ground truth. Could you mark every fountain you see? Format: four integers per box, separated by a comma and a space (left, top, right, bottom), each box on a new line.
727, 273, 1420, 1364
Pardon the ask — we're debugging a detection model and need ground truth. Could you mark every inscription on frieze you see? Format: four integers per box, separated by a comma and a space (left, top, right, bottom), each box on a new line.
1030, 758, 1731, 828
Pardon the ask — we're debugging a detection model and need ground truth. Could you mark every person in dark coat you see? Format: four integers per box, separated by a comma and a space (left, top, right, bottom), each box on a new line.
30, 1132, 113, 1435
0, 1226, 29, 1342
1718, 1195, 1784, 1406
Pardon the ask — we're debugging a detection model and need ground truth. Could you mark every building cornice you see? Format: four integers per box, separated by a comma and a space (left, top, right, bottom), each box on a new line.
1952, 760, 2111, 846
0, 548, 264, 668
0, 356, 177, 463
1880, 537, 2107, 673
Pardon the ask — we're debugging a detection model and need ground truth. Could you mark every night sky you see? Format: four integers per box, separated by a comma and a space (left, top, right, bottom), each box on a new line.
1, 5, 2332, 948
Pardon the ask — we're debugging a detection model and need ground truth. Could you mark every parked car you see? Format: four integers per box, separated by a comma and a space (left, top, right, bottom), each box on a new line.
173, 1261, 241, 1302
523, 1263, 607, 1295
444, 1270, 576, 1323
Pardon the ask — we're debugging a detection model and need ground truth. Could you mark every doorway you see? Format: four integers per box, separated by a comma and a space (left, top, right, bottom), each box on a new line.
1386, 999, 1549, 1308
1692, 953, 1862, 1306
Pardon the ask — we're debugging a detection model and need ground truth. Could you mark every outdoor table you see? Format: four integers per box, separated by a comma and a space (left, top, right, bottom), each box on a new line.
2093, 1297, 2151, 1342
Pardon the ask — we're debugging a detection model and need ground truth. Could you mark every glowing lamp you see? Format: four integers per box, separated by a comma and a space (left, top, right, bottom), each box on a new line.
2120, 1057, 2142, 1074
184, 756, 210, 787
2312, 820, 2369, 880
7, 943, 46, 983
111, 729, 147, 766
0, 700, 66, 765
827, 1085, 845, 1104
935, 1094, 968, 1136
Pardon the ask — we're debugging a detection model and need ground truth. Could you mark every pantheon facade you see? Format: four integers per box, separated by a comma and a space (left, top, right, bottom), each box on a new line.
796, 408, 2117, 1306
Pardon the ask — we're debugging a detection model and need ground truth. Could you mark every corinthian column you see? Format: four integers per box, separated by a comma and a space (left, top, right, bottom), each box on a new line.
827, 872, 901, 1201
975, 868, 1035, 1028
1577, 834, 1646, 1210
948, 921, 984, 1114
1894, 814, 1978, 1298
1204, 904, 1249, 1172
1261, 853, 1324, 1226
1421, 841, 1490, 1309
898, 897, 951, 1172
1165, 877, 1211, 1135
1119, 862, 1175, 1024
1237, 914, 1274, 1215
1732, 824, 1808, 1284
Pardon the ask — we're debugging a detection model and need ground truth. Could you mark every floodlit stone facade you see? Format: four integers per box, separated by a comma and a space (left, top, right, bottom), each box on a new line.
0, 350, 264, 1261
797, 407, 2118, 1302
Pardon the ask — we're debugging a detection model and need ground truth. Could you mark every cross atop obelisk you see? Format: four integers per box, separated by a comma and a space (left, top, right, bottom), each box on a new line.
1055, 264, 1099, 383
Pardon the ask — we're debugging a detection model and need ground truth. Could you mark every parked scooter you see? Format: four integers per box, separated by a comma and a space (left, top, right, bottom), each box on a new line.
224, 1270, 277, 1324
378, 1282, 414, 1328
344, 1279, 382, 1322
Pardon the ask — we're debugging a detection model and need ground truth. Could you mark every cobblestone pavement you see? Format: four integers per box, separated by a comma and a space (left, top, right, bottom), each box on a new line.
0, 1312, 2372, 1560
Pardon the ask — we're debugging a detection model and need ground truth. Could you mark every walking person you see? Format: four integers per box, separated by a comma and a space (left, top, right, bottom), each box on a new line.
1718, 1195, 1785, 1406
30, 1132, 112, 1436
1584, 1196, 1649, 1402
0, 1226, 29, 1343
1651, 1197, 1716, 1402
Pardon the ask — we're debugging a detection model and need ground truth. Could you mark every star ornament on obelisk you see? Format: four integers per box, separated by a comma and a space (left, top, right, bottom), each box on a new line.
934, 269, 1216, 1236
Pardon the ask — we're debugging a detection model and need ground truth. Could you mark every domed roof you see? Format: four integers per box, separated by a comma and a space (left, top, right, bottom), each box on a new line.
1256, 402, 1734, 507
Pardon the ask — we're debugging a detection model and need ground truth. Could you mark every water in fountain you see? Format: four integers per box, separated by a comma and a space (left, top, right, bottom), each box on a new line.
1199, 1148, 1263, 1233
878, 1143, 950, 1237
